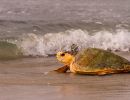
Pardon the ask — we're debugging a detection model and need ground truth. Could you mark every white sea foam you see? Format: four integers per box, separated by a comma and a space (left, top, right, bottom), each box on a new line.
16, 29, 130, 56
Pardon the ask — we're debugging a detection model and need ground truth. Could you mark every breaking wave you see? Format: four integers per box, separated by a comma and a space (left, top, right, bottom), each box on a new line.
12, 28, 130, 56
1, 28, 130, 58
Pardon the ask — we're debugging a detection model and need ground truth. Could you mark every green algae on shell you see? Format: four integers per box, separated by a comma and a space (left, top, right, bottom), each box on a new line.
72, 48, 130, 75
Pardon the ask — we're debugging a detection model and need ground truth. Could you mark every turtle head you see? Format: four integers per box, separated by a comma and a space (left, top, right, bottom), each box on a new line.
56, 44, 78, 65
56, 52, 74, 65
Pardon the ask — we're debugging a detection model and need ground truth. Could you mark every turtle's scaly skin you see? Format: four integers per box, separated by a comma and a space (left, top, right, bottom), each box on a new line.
70, 48, 130, 75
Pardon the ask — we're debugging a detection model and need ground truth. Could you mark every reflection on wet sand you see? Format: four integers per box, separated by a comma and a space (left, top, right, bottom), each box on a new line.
0, 52, 130, 100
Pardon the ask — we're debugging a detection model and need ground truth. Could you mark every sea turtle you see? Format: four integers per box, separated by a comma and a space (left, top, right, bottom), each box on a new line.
55, 44, 130, 75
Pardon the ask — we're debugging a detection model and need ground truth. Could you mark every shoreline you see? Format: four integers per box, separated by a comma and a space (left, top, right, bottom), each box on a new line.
0, 52, 130, 100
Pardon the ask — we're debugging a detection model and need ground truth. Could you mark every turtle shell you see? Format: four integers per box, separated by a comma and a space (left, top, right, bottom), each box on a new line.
70, 48, 130, 75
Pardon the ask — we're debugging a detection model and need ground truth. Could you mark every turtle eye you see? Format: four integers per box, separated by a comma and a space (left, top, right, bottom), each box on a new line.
61, 53, 65, 56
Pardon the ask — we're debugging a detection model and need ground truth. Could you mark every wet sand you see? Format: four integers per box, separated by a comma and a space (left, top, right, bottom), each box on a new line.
0, 52, 130, 100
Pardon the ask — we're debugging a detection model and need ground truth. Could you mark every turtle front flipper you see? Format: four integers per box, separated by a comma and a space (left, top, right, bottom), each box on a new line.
54, 65, 69, 73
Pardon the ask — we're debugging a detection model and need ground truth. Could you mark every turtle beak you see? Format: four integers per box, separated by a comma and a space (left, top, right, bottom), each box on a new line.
56, 52, 64, 61
56, 52, 62, 57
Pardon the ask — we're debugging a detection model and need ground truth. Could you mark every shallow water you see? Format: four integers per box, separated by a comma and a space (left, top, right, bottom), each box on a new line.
0, 53, 130, 100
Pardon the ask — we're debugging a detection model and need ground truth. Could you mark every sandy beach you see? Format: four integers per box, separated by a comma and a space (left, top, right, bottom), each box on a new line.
0, 52, 130, 100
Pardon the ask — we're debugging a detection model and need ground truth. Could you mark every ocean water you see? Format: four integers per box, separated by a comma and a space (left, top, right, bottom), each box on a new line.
0, 0, 130, 58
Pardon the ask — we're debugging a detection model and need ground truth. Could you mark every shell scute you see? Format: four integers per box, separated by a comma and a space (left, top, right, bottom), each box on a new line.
73, 48, 130, 74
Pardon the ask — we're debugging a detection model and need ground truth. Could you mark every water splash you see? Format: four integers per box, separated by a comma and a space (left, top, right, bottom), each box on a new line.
14, 29, 130, 56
